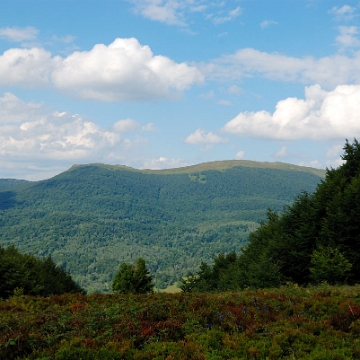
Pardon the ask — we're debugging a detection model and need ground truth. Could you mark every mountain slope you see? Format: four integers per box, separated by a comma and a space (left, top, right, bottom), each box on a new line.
0, 161, 324, 292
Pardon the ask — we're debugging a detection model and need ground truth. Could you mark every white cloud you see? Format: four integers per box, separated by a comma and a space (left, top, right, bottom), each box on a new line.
329, 5, 357, 21
127, 1, 241, 27
0, 47, 57, 87
52, 38, 203, 101
113, 118, 154, 133
0, 92, 43, 122
0, 26, 39, 42
260, 20, 278, 29
0, 92, 152, 170
235, 150, 245, 159
326, 157, 345, 169
274, 146, 287, 158
114, 119, 141, 133
0, 38, 203, 101
142, 156, 190, 169
335, 26, 360, 49
212, 6, 242, 25
222, 84, 360, 141
127, 0, 187, 26
205, 48, 360, 88
184, 128, 228, 144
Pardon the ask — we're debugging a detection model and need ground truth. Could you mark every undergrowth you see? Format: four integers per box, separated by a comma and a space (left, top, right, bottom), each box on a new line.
2, 284, 360, 359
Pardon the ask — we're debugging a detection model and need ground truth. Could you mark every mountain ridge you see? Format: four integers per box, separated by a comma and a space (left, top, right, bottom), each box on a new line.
0, 160, 325, 292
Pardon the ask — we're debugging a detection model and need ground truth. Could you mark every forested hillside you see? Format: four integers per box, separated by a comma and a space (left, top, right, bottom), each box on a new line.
0, 161, 324, 292
184, 140, 360, 292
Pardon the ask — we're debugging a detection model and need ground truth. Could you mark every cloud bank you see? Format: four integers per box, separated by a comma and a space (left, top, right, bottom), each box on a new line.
222, 84, 360, 140
0, 93, 154, 172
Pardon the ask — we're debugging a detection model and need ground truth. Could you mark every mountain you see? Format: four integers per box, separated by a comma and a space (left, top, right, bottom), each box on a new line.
0, 161, 325, 293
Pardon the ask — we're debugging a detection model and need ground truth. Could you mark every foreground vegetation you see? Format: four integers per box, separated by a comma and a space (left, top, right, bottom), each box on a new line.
2, 284, 360, 359
0, 161, 322, 292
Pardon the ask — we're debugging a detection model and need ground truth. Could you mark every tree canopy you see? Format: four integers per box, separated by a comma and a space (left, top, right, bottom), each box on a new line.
183, 139, 360, 291
112, 258, 154, 294
0, 244, 84, 299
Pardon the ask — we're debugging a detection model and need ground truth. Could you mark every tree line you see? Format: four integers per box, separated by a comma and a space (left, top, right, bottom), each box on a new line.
182, 139, 360, 292
0, 244, 84, 299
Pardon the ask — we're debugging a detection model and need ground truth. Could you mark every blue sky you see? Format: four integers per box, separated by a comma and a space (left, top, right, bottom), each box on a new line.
1, 0, 360, 180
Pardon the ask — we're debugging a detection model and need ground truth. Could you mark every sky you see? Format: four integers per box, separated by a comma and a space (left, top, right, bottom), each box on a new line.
1, 0, 360, 180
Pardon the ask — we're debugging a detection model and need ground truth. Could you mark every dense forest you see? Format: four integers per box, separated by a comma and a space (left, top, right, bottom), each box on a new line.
0, 160, 323, 292
184, 139, 360, 292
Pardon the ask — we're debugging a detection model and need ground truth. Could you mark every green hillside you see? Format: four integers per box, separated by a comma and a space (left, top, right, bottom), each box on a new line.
0, 161, 324, 293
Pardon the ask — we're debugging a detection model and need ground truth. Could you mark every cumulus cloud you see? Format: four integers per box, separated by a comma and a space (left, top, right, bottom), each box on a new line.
184, 129, 228, 144
0, 38, 203, 101
205, 48, 360, 88
0, 26, 39, 42
0, 92, 152, 170
329, 5, 357, 21
52, 38, 203, 101
0, 47, 57, 87
222, 84, 360, 140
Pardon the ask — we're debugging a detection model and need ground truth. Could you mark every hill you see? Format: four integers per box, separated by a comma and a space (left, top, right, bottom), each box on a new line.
0, 160, 324, 292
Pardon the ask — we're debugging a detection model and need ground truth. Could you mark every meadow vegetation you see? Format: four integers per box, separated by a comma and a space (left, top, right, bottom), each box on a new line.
2, 285, 360, 359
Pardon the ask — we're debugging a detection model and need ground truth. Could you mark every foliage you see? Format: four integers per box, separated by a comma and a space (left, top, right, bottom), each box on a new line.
1, 285, 360, 359
186, 139, 360, 291
112, 258, 154, 294
0, 162, 322, 292
0, 244, 84, 299
310, 246, 352, 285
